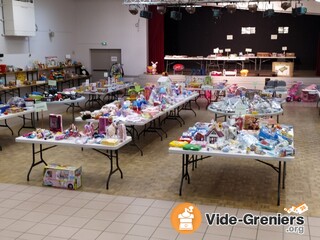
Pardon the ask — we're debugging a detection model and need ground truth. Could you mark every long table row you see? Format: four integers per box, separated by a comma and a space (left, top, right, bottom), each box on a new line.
164, 55, 296, 73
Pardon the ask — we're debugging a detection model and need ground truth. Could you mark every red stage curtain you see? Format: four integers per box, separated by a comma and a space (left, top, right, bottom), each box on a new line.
148, 6, 164, 74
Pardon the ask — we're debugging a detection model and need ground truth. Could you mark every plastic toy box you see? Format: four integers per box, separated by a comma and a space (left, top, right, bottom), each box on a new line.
43, 164, 82, 190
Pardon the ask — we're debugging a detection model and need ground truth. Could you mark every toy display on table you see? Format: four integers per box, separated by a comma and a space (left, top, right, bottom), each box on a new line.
157, 72, 173, 94
209, 94, 282, 114
0, 97, 28, 115
79, 83, 195, 123
22, 121, 128, 146
169, 119, 295, 157
26, 88, 82, 102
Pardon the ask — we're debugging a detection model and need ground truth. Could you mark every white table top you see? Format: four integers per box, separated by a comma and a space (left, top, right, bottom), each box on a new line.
169, 146, 294, 162
0, 108, 34, 121
164, 55, 296, 61
46, 96, 86, 105
76, 92, 199, 126
78, 84, 133, 96
207, 105, 284, 117
16, 136, 132, 150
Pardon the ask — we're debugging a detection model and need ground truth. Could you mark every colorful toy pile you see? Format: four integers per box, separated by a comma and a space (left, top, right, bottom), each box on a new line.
209, 94, 282, 114
22, 121, 127, 146
80, 83, 195, 122
170, 119, 295, 157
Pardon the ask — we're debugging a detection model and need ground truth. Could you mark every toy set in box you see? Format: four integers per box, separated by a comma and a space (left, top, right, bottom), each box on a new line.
43, 164, 82, 190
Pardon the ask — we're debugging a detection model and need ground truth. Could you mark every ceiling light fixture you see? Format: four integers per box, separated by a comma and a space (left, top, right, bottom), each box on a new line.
248, 3, 258, 13
226, 4, 237, 14
281, 2, 291, 10
170, 10, 182, 20
263, 8, 275, 17
128, 4, 139, 15
140, 8, 153, 19
185, 5, 196, 14
292, 6, 307, 16
212, 8, 221, 19
157, 5, 167, 14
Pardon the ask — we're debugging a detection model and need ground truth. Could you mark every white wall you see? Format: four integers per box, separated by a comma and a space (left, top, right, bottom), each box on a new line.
0, 0, 148, 76
0, 0, 77, 69
73, 0, 148, 76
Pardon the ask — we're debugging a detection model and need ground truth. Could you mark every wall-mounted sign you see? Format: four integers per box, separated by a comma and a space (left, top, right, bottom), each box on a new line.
111, 56, 118, 62
271, 34, 278, 40
48, 80, 57, 86
35, 102, 48, 112
227, 35, 233, 40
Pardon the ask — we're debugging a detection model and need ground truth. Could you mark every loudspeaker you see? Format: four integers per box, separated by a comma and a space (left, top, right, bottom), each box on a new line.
292, 7, 307, 16
170, 11, 182, 21
263, 9, 275, 18
140, 10, 152, 19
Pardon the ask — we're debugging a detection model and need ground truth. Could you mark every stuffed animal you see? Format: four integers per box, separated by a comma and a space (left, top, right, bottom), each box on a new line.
81, 66, 90, 76
117, 122, 127, 142
106, 122, 116, 138
151, 61, 158, 75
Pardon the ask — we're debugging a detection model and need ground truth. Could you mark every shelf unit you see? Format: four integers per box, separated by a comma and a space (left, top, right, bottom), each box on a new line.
0, 65, 90, 103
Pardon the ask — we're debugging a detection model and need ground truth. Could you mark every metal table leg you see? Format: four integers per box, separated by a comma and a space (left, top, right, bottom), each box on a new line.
93, 149, 123, 189
27, 144, 51, 181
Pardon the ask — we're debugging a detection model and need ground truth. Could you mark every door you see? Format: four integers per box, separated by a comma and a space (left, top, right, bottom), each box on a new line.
90, 49, 121, 82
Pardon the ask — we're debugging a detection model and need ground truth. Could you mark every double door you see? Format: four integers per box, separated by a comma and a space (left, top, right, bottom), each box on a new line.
90, 49, 121, 82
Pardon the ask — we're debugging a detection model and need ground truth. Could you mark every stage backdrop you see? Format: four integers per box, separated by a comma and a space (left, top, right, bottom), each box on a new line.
164, 7, 320, 71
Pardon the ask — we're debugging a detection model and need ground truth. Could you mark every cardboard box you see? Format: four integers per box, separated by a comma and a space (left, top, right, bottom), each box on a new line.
272, 62, 294, 77
43, 164, 82, 190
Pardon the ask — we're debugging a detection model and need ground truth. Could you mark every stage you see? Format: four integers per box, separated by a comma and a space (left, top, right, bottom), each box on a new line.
137, 70, 320, 90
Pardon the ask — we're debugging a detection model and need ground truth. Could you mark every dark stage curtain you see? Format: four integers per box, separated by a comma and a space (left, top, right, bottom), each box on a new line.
148, 6, 164, 74
317, 33, 320, 76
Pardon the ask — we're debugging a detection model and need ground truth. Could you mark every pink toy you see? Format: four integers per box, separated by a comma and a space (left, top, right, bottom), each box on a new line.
83, 122, 95, 137
151, 61, 158, 75
305, 84, 317, 90
227, 83, 238, 96
286, 81, 303, 102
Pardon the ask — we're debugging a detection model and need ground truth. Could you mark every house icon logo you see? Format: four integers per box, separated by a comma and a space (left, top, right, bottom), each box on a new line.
171, 202, 202, 234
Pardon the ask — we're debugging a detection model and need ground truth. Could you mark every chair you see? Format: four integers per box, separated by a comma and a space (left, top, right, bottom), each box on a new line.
206, 59, 224, 73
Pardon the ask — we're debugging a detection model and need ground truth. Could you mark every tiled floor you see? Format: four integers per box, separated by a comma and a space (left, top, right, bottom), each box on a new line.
1, 94, 320, 239
0, 183, 319, 240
